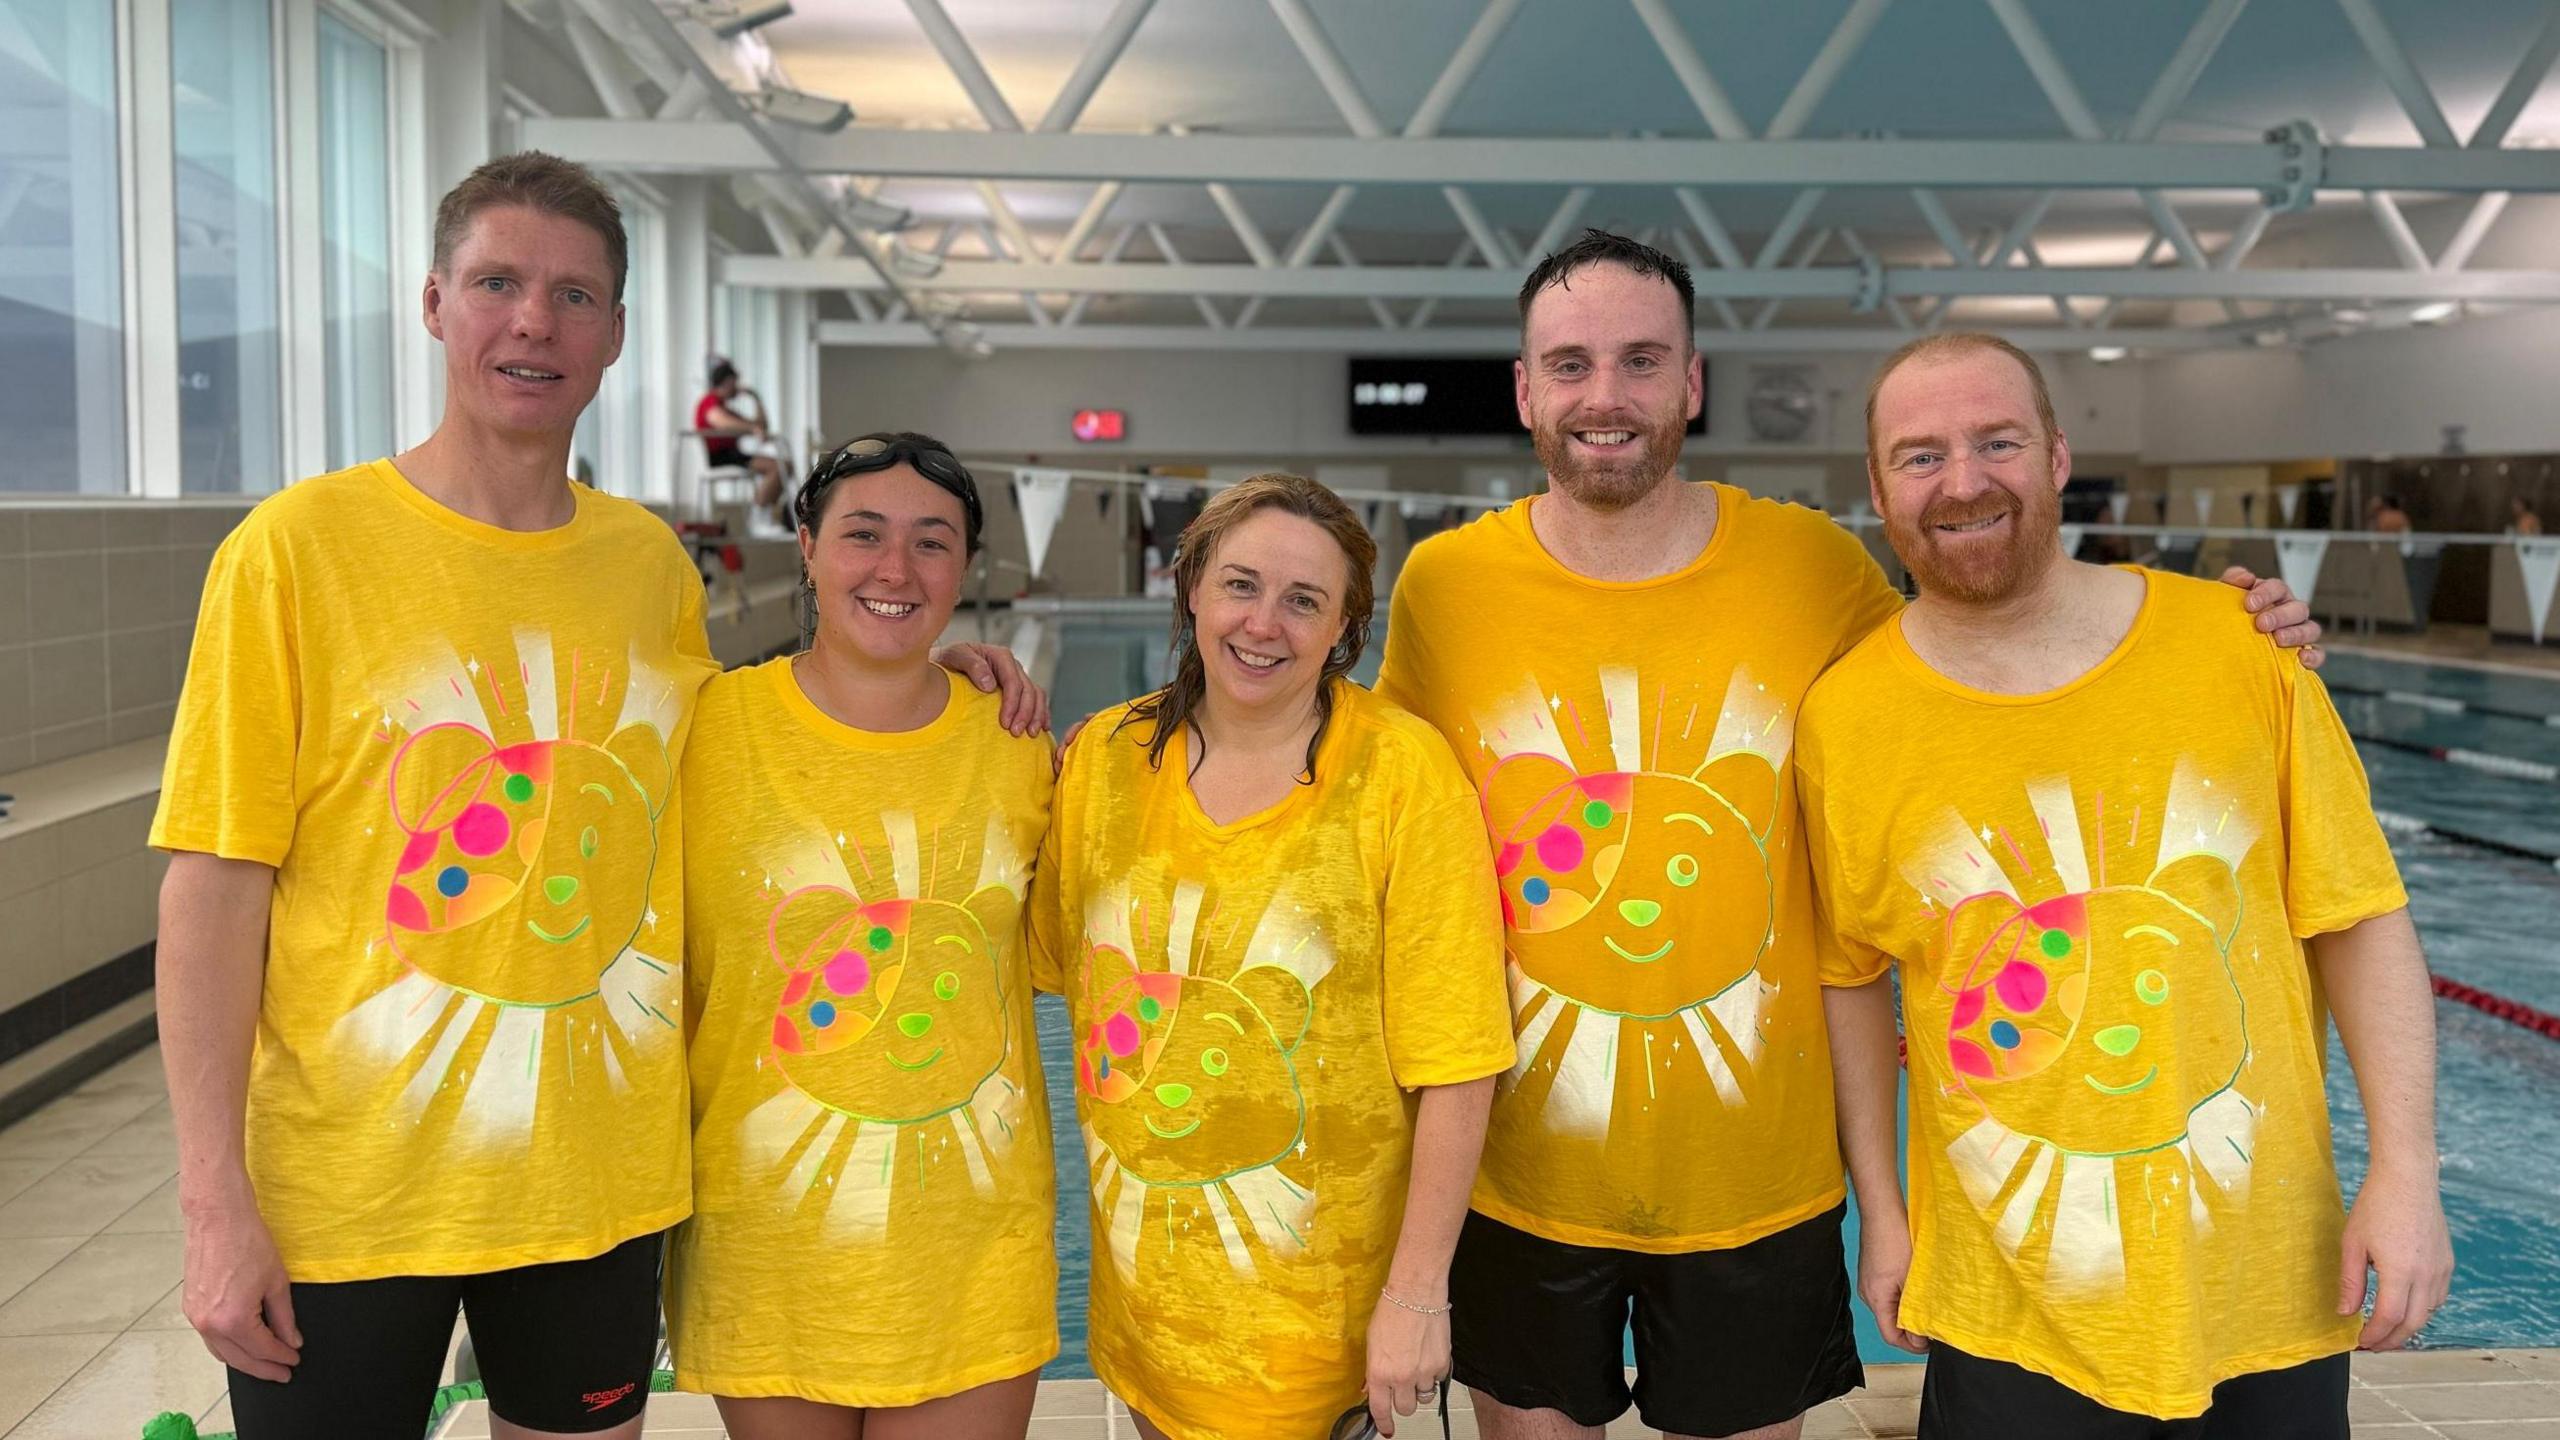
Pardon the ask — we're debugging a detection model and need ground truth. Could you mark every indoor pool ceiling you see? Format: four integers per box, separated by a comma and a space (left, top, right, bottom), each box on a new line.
514, 0, 2560, 352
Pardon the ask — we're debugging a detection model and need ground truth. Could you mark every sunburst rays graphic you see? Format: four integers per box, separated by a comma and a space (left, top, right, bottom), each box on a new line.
1909, 761, 2265, 1298
737, 811, 1035, 1243
1077, 880, 1334, 1283
335, 629, 688, 1148
1471, 664, 1790, 1137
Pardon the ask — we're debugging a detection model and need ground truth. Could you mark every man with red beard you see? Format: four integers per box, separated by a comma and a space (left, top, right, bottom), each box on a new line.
1798, 333, 2449, 1438
1375, 237, 2324, 1440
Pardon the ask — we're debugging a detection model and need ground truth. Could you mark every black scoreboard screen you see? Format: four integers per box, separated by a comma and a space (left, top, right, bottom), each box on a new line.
1348, 357, 1705, 436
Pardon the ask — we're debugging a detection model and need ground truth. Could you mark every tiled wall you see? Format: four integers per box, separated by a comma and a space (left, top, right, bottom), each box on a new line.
0, 784, 167, 1020
0, 505, 250, 775
0, 498, 804, 1070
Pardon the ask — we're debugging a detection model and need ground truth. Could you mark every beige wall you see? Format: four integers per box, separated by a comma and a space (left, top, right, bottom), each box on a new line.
816, 344, 2150, 476
0, 498, 789, 1057
0, 505, 248, 774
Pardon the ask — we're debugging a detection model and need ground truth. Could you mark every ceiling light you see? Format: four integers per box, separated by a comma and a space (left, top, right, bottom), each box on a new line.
667, 1, 793, 39
2410, 301, 2457, 324
885, 239, 942, 279
834, 193, 910, 231
746, 84, 852, 133
2330, 307, 2371, 328
2087, 345, 2127, 363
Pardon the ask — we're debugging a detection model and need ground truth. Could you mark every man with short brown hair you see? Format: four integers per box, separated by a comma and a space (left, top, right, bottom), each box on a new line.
156, 149, 698, 1440
157, 148, 1040, 1440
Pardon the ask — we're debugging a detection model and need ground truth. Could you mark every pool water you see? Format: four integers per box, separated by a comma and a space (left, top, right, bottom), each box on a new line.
1033, 623, 2560, 1378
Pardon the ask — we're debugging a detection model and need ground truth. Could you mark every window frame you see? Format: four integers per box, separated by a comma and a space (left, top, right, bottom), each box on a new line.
308, 0, 432, 472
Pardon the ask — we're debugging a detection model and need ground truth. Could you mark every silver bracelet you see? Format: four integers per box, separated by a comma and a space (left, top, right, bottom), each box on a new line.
1379, 1286, 1453, 1316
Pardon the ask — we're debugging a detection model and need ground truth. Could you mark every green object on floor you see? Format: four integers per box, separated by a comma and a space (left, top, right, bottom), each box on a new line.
140, 1369, 676, 1440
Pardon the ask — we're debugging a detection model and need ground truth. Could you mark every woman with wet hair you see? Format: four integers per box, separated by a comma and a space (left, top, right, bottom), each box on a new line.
668, 433, 1059, 1440
1031, 473, 1515, 1440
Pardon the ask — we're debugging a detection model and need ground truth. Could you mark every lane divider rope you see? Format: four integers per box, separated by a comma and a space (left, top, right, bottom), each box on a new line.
2373, 808, 2560, 870
2354, 731, 2560, 784
2330, 680, 2560, 729
2432, 975, 2560, 1042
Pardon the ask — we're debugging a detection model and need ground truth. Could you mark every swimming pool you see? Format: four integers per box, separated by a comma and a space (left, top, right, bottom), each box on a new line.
1032, 621, 2560, 1378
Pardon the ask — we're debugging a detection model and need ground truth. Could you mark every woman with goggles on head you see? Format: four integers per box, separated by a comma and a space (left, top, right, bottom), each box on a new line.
667, 433, 1060, 1440
1030, 473, 1514, 1440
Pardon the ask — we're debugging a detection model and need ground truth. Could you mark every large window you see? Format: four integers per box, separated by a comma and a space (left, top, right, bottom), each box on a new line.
174, 0, 284, 493
573, 187, 668, 501
0, 0, 127, 493
318, 9, 395, 470
718, 283, 781, 439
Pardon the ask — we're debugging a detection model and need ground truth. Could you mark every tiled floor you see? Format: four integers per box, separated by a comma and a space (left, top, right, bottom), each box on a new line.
4, 1046, 2555, 1438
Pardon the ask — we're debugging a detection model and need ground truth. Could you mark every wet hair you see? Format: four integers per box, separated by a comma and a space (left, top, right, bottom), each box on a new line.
1112, 473, 1378, 783
432, 151, 628, 303
1864, 332, 2059, 474
709, 360, 738, 388
794, 431, 985, 557
1518, 229, 1696, 337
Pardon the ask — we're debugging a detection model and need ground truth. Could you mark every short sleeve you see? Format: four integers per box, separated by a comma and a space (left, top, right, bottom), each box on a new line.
1798, 738, 1892, 987
1380, 781, 1515, 1089
1026, 767, 1071, 996
1372, 566, 1427, 714
674, 566, 716, 680
2280, 670, 2407, 937
675, 753, 720, 1044
149, 538, 300, 866
1832, 541, 1906, 665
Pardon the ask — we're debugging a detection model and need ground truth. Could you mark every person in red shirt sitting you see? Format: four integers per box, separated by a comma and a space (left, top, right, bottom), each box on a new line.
695, 359, 786, 524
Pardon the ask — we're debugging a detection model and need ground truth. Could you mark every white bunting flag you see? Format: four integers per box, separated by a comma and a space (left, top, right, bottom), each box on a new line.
2519, 537, 2560, 644
1014, 467, 1073, 579
2108, 492, 2130, 523
2276, 484, 2301, 524
2275, 533, 2331, 607
2058, 525, 2085, 558
2193, 490, 2215, 525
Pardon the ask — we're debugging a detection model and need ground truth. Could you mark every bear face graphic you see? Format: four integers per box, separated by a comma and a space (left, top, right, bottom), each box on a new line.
765, 885, 1013, 1126
1076, 944, 1311, 1188
384, 721, 670, 1007
1483, 751, 1776, 1020
1930, 854, 2246, 1158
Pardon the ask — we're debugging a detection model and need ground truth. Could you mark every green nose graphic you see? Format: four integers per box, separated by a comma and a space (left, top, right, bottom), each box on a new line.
2094, 1024, 2142, 1057
896, 1013, 932, 1038
543, 876, 580, 905
1618, 898, 1662, 927
1155, 1082, 1194, 1108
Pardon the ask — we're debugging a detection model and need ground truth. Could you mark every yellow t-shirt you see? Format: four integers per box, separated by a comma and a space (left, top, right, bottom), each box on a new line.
149, 459, 717, 1280
1797, 568, 2407, 1418
666, 660, 1058, 1405
1376, 485, 1903, 1251
1029, 681, 1515, 1440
